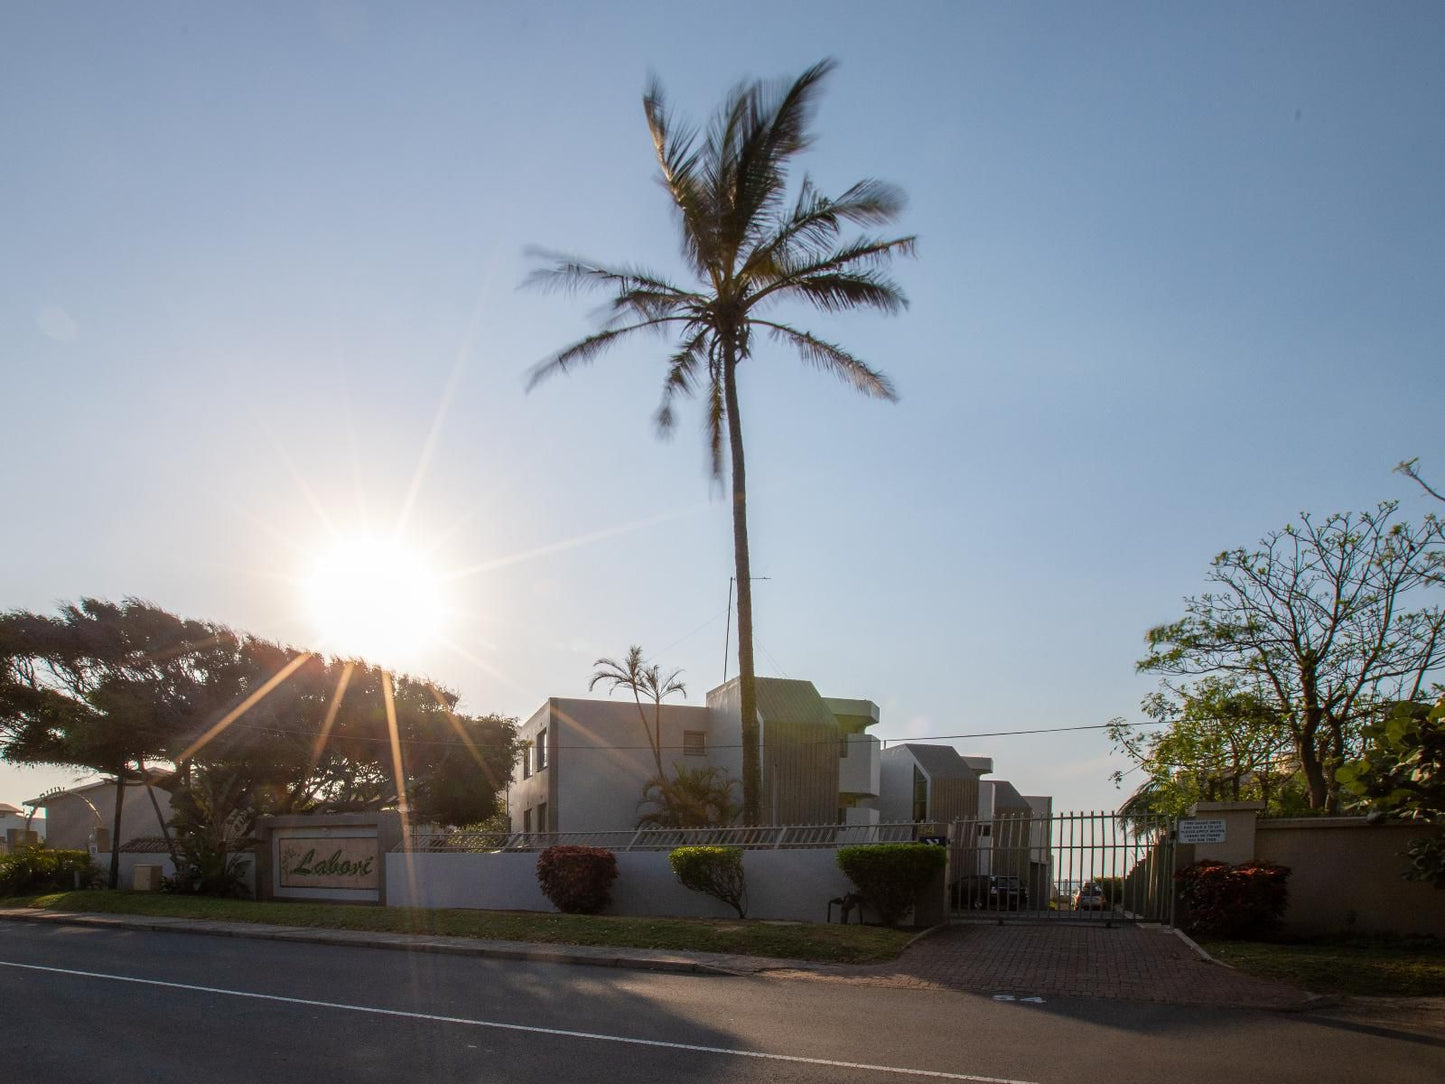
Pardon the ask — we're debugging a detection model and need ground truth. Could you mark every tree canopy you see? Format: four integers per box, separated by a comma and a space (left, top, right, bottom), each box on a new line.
0, 599, 517, 888
1139, 502, 1445, 811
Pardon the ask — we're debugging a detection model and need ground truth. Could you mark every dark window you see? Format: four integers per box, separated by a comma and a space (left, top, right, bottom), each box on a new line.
522, 743, 532, 778
912, 765, 928, 822
523, 808, 532, 834
536, 802, 548, 833
536, 727, 548, 770
683, 730, 706, 756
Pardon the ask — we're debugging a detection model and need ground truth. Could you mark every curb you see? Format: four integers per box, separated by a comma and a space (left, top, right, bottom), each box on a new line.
0, 908, 747, 977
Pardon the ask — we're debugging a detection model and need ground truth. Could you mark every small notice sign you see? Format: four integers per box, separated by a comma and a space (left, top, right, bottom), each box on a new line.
1178, 818, 1227, 844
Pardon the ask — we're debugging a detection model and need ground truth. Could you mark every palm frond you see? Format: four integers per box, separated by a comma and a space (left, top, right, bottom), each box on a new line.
644, 79, 713, 278
755, 320, 898, 401
653, 328, 711, 435
770, 270, 909, 315
752, 234, 917, 304
525, 318, 686, 390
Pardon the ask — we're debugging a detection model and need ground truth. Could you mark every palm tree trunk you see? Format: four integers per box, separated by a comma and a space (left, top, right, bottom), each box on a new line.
722, 343, 762, 826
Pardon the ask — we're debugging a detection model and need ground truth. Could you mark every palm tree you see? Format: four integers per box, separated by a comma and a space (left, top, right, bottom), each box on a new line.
589, 645, 686, 782
528, 60, 915, 824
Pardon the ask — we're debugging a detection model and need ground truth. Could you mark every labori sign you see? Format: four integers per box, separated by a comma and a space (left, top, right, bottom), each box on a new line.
278, 837, 380, 890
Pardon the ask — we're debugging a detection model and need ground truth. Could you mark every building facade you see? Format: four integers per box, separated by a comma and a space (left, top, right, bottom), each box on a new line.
507, 676, 883, 833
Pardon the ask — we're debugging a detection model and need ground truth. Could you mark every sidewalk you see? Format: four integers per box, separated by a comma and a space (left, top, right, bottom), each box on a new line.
0, 906, 797, 976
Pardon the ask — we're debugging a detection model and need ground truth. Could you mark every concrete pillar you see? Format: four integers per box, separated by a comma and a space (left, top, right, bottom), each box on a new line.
1183, 801, 1263, 865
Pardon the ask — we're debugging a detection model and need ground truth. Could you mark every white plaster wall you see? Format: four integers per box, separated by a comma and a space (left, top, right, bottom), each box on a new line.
386, 849, 864, 923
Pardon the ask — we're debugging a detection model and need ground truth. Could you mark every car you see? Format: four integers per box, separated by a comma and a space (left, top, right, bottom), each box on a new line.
1073, 882, 1107, 911
956, 874, 1029, 911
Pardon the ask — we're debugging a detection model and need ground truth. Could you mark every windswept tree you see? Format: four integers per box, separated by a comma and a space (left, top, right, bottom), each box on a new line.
0, 599, 228, 887
1139, 503, 1445, 811
527, 60, 915, 823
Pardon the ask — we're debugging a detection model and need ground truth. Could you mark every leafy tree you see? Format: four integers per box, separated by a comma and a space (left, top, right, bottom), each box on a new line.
1338, 696, 1445, 887
1139, 504, 1445, 811
527, 60, 915, 823
1109, 678, 1301, 822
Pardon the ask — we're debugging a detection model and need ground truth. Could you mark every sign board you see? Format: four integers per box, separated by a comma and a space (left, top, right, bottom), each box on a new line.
278, 837, 380, 890
1178, 818, 1227, 844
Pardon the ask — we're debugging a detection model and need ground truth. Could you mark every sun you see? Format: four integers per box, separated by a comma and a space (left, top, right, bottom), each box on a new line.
303, 535, 446, 666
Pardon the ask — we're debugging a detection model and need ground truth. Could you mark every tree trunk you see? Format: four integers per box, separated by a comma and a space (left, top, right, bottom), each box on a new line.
722, 343, 762, 826
108, 768, 126, 889
1294, 710, 1328, 810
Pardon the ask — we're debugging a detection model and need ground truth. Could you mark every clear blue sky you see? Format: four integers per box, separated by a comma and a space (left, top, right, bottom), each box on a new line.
3, 2, 1442, 813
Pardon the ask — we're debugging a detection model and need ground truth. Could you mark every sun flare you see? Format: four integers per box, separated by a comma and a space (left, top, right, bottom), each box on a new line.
303, 535, 446, 666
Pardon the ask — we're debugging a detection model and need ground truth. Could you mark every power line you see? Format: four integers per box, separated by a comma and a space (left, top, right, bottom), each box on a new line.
184, 717, 1165, 754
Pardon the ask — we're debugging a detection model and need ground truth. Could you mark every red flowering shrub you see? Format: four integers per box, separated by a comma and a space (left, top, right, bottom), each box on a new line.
1175, 859, 1290, 938
536, 846, 618, 914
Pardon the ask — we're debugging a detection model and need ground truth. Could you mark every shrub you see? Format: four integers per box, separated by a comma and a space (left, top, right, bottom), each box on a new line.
1175, 859, 1291, 938
535, 845, 617, 914
836, 843, 947, 927
669, 846, 747, 918
0, 846, 98, 896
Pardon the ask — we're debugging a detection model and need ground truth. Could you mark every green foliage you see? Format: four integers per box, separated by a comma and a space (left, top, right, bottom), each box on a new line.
836, 843, 946, 927
1110, 678, 1302, 823
163, 769, 254, 898
668, 846, 747, 918
0, 846, 98, 895
638, 765, 741, 829
1138, 504, 1445, 811
1339, 697, 1445, 888
535, 845, 618, 914
1175, 859, 1291, 938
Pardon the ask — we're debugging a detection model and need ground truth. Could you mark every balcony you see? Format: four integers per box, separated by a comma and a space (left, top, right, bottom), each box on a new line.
839, 733, 881, 797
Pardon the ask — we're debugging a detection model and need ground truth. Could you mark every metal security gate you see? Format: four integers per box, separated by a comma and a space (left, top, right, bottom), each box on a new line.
947, 811, 1175, 923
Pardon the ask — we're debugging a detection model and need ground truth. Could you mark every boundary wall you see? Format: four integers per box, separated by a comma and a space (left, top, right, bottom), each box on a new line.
387, 848, 887, 924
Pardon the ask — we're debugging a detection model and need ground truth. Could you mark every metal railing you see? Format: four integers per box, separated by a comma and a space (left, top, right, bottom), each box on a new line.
396, 821, 923, 853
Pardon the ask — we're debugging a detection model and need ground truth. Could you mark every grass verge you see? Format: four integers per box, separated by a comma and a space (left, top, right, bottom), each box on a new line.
0, 890, 913, 965
1201, 936, 1445, 997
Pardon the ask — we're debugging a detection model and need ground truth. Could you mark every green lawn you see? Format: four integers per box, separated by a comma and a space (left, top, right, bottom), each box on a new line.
0, 890, 914, 965
1201, 936, 1445, 997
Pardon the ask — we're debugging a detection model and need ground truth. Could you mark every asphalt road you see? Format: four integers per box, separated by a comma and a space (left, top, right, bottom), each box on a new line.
1, 923, 1440, 1083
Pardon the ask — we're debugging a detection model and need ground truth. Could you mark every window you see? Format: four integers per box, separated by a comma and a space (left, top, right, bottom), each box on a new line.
522, 742, 532, 779
536, 727, 548, 771
912, 765, 928, 822
523, 808, 532, 834
536, 802, 548, 833
683, 730, 706, 756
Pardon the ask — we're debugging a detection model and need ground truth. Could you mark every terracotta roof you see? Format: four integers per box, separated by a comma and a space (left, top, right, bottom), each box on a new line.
119, 837, 174, 854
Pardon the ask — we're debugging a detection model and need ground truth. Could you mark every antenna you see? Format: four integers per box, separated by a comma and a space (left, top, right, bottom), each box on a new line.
722, 575, 771, 683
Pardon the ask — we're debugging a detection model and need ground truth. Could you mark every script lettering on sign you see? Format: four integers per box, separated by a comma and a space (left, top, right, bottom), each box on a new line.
278, 837, 380, 889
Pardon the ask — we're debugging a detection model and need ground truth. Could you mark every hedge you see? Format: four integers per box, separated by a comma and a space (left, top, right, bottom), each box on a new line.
836, 843, 946, 927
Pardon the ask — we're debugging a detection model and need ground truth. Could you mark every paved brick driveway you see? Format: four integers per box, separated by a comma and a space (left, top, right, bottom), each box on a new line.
776, 921, 1314, 1008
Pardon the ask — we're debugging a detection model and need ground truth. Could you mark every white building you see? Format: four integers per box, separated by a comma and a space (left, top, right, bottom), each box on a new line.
507, 676, 882, 833
1, 802, 44, 852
